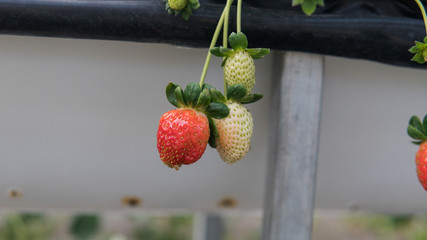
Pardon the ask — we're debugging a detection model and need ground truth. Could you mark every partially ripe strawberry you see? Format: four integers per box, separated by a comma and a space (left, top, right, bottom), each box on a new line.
214, 101, 253, 164
224, 51, 256, 94
157, 108, 209, 170
407, 114, 427, 191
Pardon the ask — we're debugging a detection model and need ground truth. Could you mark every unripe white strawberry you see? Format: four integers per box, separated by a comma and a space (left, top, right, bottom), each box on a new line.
168, 0, 188, 10
224, 50, 256, 94
214, 101, 253, 164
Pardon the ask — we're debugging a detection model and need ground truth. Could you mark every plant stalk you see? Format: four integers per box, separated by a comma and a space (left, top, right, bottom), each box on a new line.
415, 0, 427, 34
199, 3, 232, 87
237, 0, 242, 33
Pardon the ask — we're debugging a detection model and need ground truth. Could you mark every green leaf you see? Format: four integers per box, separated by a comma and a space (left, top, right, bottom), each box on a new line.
292, 0, 304, 6
206, 102, 229, 119
202, 83, 215, 90
228, 32, 248, 51
166, 82, 180, 107
181, 10, 191, 20
409, 46, 418, 54
422, 115, 427, 133
190, 1, 200, 9
227, 84, 247, 101
221, 58, 227, 67
208, 117, 218, 148
174, 86, 185, 107
184, 82, 202, 107
195, 88, 211, 109
210, 47, 233, 57
408, 125, 427, 141
247, 48, 270, 59
240, 93, 263, 104
210, 88, 227, 103
409, 115, 423, 130
411, 52, 426, 64
301, 0, 317, 15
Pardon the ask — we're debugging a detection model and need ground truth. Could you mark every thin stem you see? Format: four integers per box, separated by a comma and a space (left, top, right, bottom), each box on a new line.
415, 0, 427, 34
237, 0, 242, 33
199, 6, 228, 87
223, 0, 234, 95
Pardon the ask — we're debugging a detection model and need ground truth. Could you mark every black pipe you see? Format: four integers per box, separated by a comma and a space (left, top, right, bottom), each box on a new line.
0, 0, 425, 69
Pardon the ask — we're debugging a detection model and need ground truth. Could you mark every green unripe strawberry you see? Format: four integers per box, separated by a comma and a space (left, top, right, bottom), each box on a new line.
168, 0, 188, 11
224, 50, 256, 94
214, 101, 253, 164
210, 32, 270, 95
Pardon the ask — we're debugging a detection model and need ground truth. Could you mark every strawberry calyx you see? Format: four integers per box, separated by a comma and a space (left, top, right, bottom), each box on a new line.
409, 36, 427, 64
165, 0, 200, 21
408, 114, 427, 145
210, 32, 270, 67
166, 82, 229, 119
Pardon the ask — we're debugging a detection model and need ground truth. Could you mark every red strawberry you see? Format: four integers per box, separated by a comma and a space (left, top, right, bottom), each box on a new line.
157, 82, 229, 170
407, 115, 427, 190
416, 142, 427, 190
157, 108, 209, 170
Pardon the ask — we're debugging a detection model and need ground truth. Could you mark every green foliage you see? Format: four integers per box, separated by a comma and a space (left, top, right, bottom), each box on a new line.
132, 216, 193, 240
70, 214, 100, 240
0, 213, 55, 240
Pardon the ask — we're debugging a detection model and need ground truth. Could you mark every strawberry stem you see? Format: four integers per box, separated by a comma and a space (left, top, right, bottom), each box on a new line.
415, 0, 427, 35
237, 0, 242, 33
199, 0, 233, 87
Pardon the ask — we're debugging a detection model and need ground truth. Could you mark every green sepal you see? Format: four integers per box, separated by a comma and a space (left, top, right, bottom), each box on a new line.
240, 93, 263, 104
247, 48, 270, 59
228, 32, 248, 51
422, 114, 427, 133
174, 86, 185, 107
181, 5, 192, 20
206, 102, 229, 119
227, 84, 247, 101
412, 141, 423, 145
166, 82, 180, 107
409, 115, 424, 132
183, 82, 202, 107
409, 45, 418, 54
292, 0, 324, 15
189, 0, 200, 9
210, 47, 234, 58
210, 88, 227, 103
208, 117, 218, 148
221, 58, 227, 67
407, 125, 427, 141
202, 83, 215, 90
195, 88, 211, 109
411, 52, 426, 64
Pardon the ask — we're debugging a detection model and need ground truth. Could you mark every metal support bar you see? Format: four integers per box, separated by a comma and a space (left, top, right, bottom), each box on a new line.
262, 51, 324, 240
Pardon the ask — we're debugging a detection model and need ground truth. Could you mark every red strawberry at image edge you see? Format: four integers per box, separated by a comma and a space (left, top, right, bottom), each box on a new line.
416, 142, 427, 191
407, 115, 427, 191
157, 108, 210, 170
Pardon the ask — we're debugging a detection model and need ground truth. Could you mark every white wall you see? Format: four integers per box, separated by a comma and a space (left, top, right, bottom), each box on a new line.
0, 35, 426, 213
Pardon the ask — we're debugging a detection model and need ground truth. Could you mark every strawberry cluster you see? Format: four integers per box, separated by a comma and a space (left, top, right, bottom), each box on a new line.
158, 0, 269, 170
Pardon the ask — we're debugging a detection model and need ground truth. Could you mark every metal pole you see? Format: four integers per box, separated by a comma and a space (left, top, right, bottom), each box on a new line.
262, 51, 324, 240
